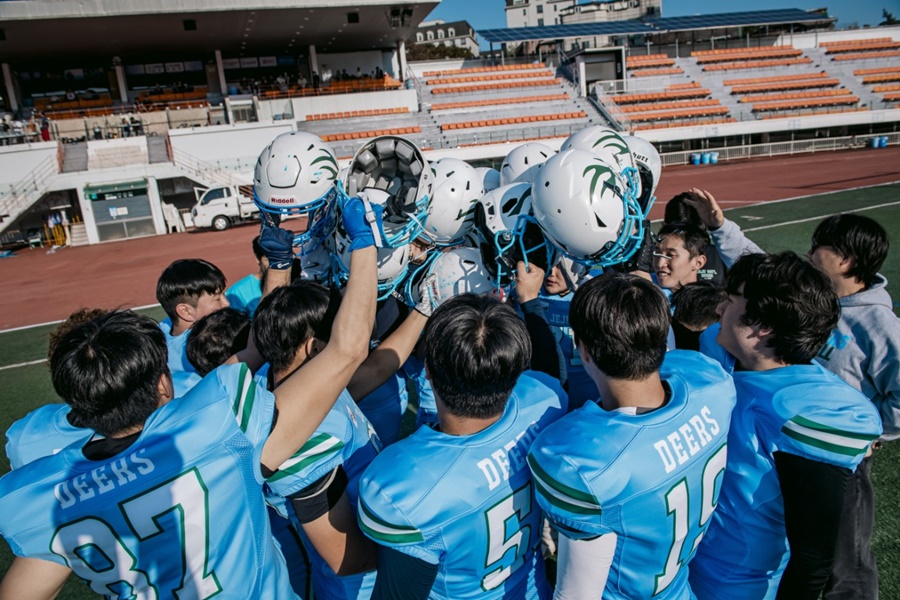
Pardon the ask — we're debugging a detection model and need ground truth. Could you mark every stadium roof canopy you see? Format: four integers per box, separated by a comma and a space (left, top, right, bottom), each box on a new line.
479, 8, 834, 44
0, 0, 439, 60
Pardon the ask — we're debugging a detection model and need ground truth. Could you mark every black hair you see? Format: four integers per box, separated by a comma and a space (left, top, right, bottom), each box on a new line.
664, 193, 704, 227
811, 214, 889, 285
727, 251, 839, 364
50, 310, 168, 437
252, 235, 264, 262
672, 280, 727, 331
156, 259, 226, 322
252, 282, 342, 373
48, 308, 109, 361
424, 294, 531, 420
186, 307, 251, 376
657, 221, 711, 259
570, 272, 669, 380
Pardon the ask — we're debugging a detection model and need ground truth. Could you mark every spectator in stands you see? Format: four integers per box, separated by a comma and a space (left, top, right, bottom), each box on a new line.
39, 114, 50, 142
312, 71, 320, 91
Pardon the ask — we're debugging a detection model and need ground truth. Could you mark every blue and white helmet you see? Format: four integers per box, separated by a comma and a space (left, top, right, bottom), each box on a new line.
561, 126, 641, 202
424, 247, 497, 308
475, 182, 552, 288
622, 134, 661, 212
499, 142, 554, 186
341, 136, 432, 248
253, 131, 340, 247
332, 208, 411, 301
531, 149, 645, 267
421, 158, 481, 246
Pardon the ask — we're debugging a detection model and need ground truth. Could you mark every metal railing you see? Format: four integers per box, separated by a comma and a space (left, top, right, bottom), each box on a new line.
0, 152, 60, 231
170, 147, 255, 189
659, 133, 899, 166
593, 88, 630, 130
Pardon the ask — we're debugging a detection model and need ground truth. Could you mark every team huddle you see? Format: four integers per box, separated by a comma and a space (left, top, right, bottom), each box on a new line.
0, 127, 897, 600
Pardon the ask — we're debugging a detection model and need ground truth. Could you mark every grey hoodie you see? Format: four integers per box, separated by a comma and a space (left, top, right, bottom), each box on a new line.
710, 219, 900, 439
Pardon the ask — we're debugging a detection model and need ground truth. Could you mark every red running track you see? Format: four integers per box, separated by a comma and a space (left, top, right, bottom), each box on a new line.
0, 146, 897, 330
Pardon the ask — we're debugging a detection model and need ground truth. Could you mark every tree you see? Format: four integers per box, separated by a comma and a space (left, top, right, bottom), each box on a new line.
406, 43, 474, 62
881, 9, 899, 25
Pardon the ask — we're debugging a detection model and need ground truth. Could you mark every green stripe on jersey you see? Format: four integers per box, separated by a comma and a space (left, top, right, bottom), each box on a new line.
358, 499, 423, 545
232, 364, 257, 433
267, 433, 345, 483
527, 454, 602, 516
782, 416, 874, 458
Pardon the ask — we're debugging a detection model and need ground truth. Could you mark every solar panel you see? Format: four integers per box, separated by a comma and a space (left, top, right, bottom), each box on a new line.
479, 8, 833, 44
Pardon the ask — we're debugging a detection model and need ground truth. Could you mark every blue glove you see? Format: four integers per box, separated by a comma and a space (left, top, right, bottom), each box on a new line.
342, 196, 384, 252
260, 223, 295, 270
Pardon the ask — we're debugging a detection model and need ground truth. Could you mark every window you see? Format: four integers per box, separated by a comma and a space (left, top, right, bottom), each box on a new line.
416, 32, 424, 42
537, 4, 543, 13
523, 9, 526, 15
538, 18, 544, 26
438, 29, 445, 39
427, 30, 434, 40
448, 27, 456, 37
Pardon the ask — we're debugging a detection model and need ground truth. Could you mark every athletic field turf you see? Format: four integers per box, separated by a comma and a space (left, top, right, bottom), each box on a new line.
1, 183, 898, 597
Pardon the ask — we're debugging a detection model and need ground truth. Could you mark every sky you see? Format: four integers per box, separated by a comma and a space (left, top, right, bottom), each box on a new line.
426, 0, 896, 41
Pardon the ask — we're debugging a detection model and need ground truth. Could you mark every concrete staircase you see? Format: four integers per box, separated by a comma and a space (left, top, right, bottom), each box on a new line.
62, 142, 88, 173
69, 223, 89, 246
147, 135, 170, 163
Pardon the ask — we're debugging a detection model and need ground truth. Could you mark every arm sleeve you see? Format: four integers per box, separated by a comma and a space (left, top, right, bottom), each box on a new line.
527, 443, 604, 539
370, 546, 438, 600
870, 329, 900, 440
774, 451, 851, 600
521, 298, 562, 380
553, 532, 617, 600
708, 219, 766, 268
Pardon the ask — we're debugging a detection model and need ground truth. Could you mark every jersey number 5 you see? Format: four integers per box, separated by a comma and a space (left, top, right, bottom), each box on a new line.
482, 481, 534, 591
50, 468, 222, 599
654, 444, 727, 596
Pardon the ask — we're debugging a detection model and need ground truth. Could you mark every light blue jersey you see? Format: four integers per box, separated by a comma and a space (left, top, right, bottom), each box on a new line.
358, 371, 568, 600
226, 274, 262, 316
261, 364, 381, 600
5, 404, 91, 469
540, 290, 595, 410
527, 351, 736, 600
0, 363, 297, 598
357, 372, 408, 446
159, 317, 202, 396
690, 354, 882, 600
404, 356, 437, 428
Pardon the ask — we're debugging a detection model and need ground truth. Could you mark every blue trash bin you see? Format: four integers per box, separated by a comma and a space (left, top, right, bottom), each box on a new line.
880, 136, 889, 148
701, 153, 711, 164
871, 137, 881, 148
709, 151, 719, 164
690, 153, 701, 165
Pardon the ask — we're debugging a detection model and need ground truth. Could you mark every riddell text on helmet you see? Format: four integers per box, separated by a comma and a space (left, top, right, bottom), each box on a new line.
269, 197, 296, 204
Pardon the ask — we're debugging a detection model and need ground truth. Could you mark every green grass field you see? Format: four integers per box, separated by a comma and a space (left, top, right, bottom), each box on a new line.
1, 184, 898, 596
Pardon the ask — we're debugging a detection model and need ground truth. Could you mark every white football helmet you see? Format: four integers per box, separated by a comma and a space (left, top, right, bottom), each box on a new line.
474, 167, 501, 194
333, 216, 410, 301
421, 158, 481, 246
475, 182, 552, 288
298, 237, 333, 283
423, 247, 497, 309
253, 131, 340, 246
341, 136, 432, 248
499, 142, 554, 186
622, 135, 661, 212
561, 126, 641, 202
531, 149, 645, 267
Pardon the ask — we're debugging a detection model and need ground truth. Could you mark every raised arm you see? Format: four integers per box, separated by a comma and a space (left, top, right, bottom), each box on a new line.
261, 198, 380, 469
683, 188, 765, 268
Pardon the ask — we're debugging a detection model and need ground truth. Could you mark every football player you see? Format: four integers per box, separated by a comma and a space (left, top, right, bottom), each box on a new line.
686, 189, 899, 598
689, 252, 882, 599
358, 294, 567, 599
0, 198, 379, 599
5, 308, 106, 469
527, 273, 736, 599
156, 258, 230, 395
